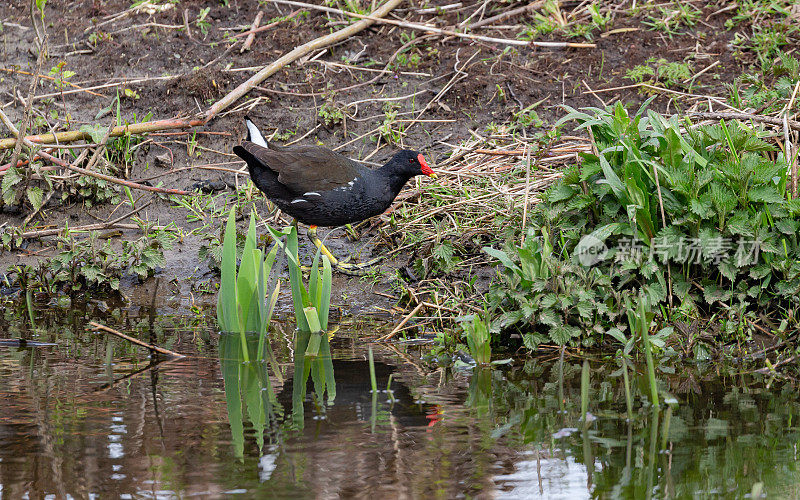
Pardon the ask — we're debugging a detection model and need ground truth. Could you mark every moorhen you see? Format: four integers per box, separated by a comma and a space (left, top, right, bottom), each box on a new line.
233, 117, 436, 272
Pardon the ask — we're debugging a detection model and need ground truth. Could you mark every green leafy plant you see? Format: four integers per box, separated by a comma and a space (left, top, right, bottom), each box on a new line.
49, 61, 75, 125
485, 102, 800, 354
511, 103, 544, 130
318, 100, 344, 127
731, 20, 797, 66
519, 0, 562, 40
269, 225, 332, 357
377, 103, 406, 144
728, 51, 800, 114
392, 32, 423, 69
625, 57, 692, 89
196, 7, 212, 35
217, 208, 280, 363
484, 227, 631, 350
461, 313, 492, 365
643, 1, 700, 37
6, 226, 174, 295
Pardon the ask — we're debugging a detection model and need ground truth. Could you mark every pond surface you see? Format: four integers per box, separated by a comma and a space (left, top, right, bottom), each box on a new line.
1, 304, 798, 498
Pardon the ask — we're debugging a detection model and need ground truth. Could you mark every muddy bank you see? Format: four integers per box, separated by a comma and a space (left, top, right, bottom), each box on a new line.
0, 0, 774, 314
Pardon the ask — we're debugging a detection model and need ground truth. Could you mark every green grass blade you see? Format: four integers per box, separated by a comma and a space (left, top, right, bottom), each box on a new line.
639, 294, 660, 409
237, 213, 259, 330
305, 333, 322, 357
309, 356, 325, 401
303, 307, 322, 356
239, 248, 261, 333
368, 347, 377, 393
581, 359, 590, 424
291, 331, 311, 429
621, 359, 634, 421
259, 282, 282, 373
303, 306, 322, 333
219, 209, 241, 335
309, 244, 321, 308
319, 255, 332, 331
285, 225, 310, 332
255, 252, 267, 359
219, 334, 245, 458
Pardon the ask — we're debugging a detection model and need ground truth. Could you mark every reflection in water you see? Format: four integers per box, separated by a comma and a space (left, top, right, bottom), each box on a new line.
1, 305, 800, 497
495, 453, 595, 499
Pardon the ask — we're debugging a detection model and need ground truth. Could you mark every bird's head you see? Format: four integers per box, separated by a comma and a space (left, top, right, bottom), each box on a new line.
392, 149, 436, 179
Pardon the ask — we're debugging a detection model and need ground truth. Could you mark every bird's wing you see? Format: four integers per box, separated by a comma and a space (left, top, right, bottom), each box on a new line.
238, 142, 361, 193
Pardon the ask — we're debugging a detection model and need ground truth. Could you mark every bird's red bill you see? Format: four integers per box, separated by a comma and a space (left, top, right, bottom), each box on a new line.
418, 154, 435, 177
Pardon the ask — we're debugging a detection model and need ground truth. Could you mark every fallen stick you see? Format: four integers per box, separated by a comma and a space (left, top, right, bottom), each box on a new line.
468, 1, 545, 29
0, 109, 191, 195
240, 10, 264, 52
19, 222, 176, 239
689, 111, 800, 132
234, 9, 300, 38
270, 0, 596, 49
89, 321, 186, 358
204, 0, 406, 122
378, 302, 425, 341
0, 67, 106, 97
0, 117, 206, 149
31, 75, 177, 101
8, 37, 46, 182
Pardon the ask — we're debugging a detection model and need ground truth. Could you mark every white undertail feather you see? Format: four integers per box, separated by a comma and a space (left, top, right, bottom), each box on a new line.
245, 118, 268, 148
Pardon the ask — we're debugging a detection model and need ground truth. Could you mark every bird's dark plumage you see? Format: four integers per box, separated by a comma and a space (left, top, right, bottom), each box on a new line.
233, 118, 434, 227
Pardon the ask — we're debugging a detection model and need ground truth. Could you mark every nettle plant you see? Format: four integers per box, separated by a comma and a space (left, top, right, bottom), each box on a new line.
11, 226, 173, 294
486, 102, 800, 349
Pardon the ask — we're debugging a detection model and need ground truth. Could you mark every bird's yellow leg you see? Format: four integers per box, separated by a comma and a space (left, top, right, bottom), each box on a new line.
306, 225, 387, 275
307, 225, 341, 266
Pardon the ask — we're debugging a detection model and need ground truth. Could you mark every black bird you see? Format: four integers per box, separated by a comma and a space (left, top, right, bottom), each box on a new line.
233, 117, 435, 272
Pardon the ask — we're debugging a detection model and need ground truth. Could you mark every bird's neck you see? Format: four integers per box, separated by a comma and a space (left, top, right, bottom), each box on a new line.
377, 165, 413, 197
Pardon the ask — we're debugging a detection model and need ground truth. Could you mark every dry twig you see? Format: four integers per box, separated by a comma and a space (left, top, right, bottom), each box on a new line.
0, 117, 206, 150
240, 10, 264, 52
689, 111, 800, 132
271, 0, 596, 49
90, 321, 186, 358
205, 0, 405, 121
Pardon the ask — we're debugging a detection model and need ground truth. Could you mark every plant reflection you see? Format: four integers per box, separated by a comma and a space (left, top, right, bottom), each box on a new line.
219, 330, 336, 459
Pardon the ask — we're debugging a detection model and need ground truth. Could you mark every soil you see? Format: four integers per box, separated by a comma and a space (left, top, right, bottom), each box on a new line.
0, 0, 774, 313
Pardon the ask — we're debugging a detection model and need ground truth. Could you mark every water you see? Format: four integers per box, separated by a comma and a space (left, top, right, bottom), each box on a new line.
1, 304, 798, 498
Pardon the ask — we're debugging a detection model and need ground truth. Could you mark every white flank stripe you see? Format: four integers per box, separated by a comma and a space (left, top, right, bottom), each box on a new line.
291, 199, 307, 204
303, 192, 321, 197
246, 119, 268, 148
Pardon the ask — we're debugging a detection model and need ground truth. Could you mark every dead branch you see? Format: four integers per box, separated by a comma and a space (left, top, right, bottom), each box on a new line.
0, 117, 206, 150
8, 36, 47, 183
469, 1, 545, 29
205, 0, 404, 121
89, 321, 186, 358
270, 0, 596, 49
689, 111, 800, 132
240, 10, 264, 52
234, 9, 301, 38
0, 108, 192, 195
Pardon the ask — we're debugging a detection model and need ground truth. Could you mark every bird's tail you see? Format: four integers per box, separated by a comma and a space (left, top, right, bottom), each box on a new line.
243, 116, 268, 148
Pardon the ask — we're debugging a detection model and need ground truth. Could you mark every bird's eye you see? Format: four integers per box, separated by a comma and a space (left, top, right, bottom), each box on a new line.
408, 158, 414, 164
